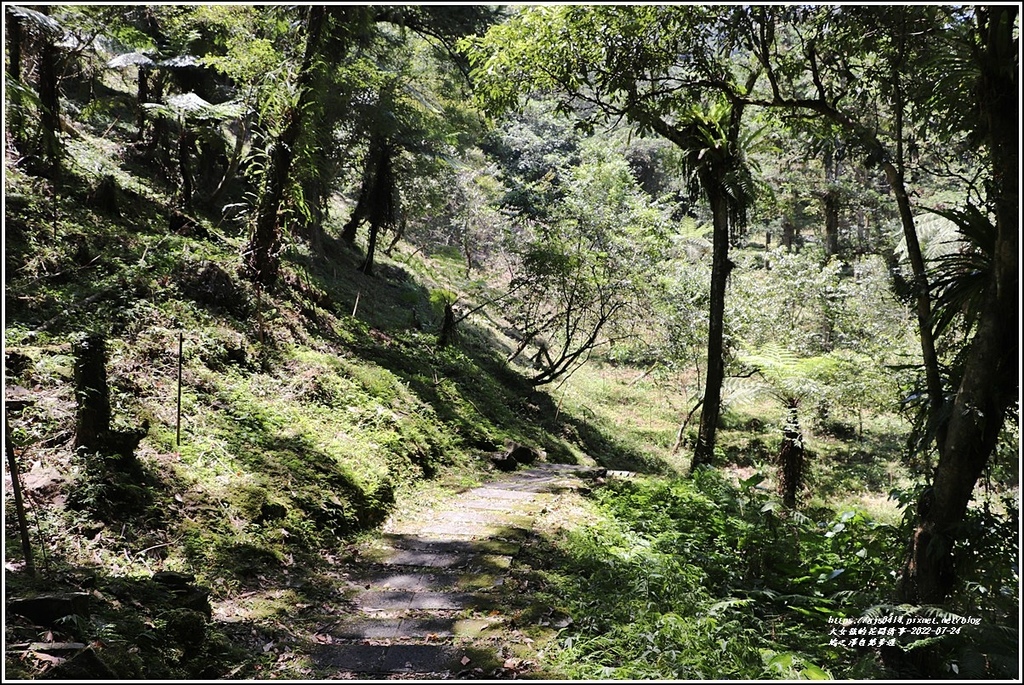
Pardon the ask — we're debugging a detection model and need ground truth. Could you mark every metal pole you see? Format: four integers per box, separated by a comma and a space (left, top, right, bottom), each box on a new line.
176, 331, 183, 447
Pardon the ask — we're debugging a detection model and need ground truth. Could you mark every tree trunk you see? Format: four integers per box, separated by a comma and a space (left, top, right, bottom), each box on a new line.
73, 334, 111, 453
244, 6, 327, 288
778, 403, 804, 508
822, 186, 840, 258
5, 409, 36, 576
208, 112, 248, 205
897, 4, 1019, 605
357, 141, 396, 276
881, 51, 947, 454
782, 218, 795, 251
822, 143, 842, 258
341, 154, 369, 244
691, 179, 731, 472
177, 127, 195, 210
359, 220, 380, 276
437, 301, 457, 347
6, 7, 21, 82
37, 5, 61, 178
340, 213, 362, 244
136, 67, 149, 140
6, 7, 24, 148
296, 172, 327, 243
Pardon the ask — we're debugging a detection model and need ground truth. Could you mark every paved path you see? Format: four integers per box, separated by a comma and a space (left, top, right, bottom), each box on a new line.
308, 462, 604, 679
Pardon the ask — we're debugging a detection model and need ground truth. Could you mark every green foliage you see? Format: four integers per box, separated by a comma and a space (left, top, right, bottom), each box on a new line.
923, 205, 996, 339
729, 251, 917, 367
735, 343, 839, 409
498, 133, 673, 385
540, 472, 903, 678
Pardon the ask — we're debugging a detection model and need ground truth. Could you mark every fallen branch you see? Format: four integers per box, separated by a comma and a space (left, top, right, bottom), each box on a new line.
135, 537, 181, 557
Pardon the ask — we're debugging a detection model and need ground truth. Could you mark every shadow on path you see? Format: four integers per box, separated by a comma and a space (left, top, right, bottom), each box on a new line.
270, 463, 607, 679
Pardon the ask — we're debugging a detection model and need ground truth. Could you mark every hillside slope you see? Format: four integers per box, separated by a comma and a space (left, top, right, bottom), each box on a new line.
2, 77, 654, 679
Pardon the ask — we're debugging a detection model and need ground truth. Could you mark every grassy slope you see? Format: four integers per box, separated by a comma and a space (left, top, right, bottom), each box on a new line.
1, 78, 642, 677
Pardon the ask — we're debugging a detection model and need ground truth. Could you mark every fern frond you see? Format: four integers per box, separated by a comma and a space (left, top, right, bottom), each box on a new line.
894, 212, 962, 264
6, 5, 62, 37
925, 204, 995, 337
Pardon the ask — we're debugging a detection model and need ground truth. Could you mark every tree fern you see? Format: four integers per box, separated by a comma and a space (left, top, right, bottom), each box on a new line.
924, 204, 995, 339
736, 343, 838, 407
732, 344, 843, 507
6, 4, 62, 37
893, 211, 961, 265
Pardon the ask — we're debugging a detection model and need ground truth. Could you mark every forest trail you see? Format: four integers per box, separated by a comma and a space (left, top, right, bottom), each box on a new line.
285, 463, 606, 679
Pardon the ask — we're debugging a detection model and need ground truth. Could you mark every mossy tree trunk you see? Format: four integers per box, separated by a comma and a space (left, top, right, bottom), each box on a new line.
244, 5, 327, 288
37, 5, 61, 179
177, 127, 196, 210
136, 65, 150, 140
6, 7, 24, 148
437, 301, 456, 347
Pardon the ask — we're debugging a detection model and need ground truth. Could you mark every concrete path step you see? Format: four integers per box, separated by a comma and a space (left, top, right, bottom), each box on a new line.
345, 569, 505, 592
414, 522, 529, 539
370, 548, 513, 571
313, 643, 499, 675
434, 509, 536, 527
354, 589, 496, 612
464, 487, 541, 501
327, 616, 499, 640
306, 462, 606, 678
458, 497, 545, 513
381, 533, 521, 556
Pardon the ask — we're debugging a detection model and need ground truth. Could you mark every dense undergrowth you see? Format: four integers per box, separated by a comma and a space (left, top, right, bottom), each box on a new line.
525, 469, 1018, 680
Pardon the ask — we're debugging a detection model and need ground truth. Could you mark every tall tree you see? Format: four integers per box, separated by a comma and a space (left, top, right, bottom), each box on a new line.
242, 5, 329, 288
897, 4, 1018, 606
6, 6, 25, 145
36, 5, 61, 178
338, 6, 499, 275
466, 6, 761, 470
342, 130, 399, 276
741, 5, 1018, 605
820, 136, 844, 258
5, 5, 64, 174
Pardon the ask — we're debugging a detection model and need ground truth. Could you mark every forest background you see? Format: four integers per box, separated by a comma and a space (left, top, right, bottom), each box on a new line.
3, 4, 1019, 680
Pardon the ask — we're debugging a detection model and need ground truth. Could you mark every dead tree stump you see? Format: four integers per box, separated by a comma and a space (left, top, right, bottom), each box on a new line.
73, 333, 111, 453
87, 174, 120, 217
437, 302, 457, 347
